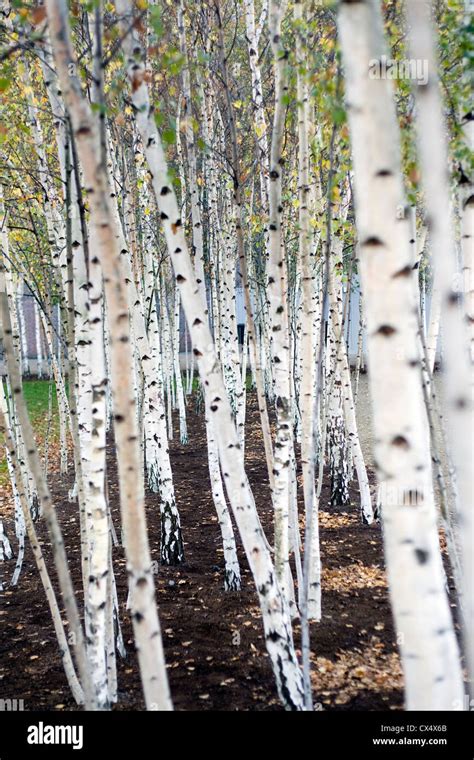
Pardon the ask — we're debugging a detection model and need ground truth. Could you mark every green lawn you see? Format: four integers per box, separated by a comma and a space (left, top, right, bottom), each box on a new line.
0, 379, 61, 486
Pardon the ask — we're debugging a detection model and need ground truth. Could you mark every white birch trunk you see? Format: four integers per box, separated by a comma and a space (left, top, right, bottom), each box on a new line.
267, 0, 296, 614
407, 0, 473, 699
33, 301, 44, 378
0, 396, 84, 704
45, 0, 172, 709
338, 0, 463, 710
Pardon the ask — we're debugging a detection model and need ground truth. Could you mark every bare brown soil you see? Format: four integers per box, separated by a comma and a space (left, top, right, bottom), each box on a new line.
0, 392, 412, 711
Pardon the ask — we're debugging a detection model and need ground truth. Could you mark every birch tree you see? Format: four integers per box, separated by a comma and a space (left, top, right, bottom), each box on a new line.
406, 0, 473, 698
337, 0, 464, 710
44, 0, 172, 710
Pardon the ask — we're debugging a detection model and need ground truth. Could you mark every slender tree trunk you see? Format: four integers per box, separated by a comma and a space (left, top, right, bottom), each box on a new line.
294, 0, 321, 619
0, 259, 95, 709
407, 0, 473, 699
45, 0, 172, 710
266, 0, 296, 613
0, 394, 84, 704
338, 0, 464, 709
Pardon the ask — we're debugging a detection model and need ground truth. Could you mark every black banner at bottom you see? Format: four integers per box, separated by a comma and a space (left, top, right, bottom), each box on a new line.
0, 710, 472, 757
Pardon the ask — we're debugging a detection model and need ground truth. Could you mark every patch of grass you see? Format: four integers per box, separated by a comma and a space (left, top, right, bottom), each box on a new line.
0, 379, 61, 486
22, 379, 60, 432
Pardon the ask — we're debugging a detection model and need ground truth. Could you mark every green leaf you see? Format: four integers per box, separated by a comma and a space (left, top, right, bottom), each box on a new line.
91, 102, 107, 115
149, 6, 163, 38
162, 127, 176, 145
332, 106, 346, 126
154, 108, 165, 127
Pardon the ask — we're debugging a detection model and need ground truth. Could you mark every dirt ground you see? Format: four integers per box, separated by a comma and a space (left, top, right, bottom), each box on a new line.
0, 388, 449, 711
